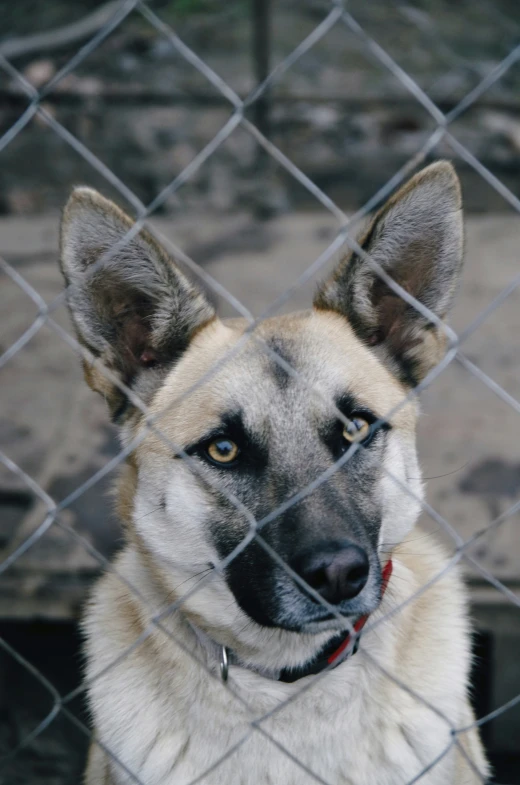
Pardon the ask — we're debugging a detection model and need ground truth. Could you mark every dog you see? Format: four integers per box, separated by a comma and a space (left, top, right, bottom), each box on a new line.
59, 161, 489, 784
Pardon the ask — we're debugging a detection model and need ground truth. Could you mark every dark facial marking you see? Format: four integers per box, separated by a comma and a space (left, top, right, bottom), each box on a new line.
204, 402, 390, 630
174, 388, 392, 632
266, 336, 295, 390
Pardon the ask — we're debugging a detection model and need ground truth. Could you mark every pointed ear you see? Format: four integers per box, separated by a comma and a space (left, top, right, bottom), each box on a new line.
314, 161, 463, 385
60, 188, 215, 421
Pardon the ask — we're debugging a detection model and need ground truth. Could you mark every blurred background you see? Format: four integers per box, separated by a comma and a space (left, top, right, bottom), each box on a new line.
1, 0, 520, 782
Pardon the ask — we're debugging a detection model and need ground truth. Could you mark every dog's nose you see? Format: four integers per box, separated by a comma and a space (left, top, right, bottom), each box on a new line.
293, 541, 369, 604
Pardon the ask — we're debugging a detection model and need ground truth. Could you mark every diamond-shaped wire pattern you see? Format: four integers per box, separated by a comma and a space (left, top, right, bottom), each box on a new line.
1, 2, 519, 783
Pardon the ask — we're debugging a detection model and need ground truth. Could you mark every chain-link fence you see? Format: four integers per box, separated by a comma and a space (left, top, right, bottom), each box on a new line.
1, 1, 520, 783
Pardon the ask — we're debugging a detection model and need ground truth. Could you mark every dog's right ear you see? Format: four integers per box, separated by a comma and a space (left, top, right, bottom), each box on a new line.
314, 162, 463, 386
60, 188, 215, 422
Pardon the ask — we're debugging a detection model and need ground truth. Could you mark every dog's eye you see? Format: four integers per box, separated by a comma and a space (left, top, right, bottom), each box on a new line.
206, 438, 240, 465
342, 417, 371, 445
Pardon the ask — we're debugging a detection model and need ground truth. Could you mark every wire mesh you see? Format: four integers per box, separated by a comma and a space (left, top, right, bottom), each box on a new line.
0, 1, 519, 783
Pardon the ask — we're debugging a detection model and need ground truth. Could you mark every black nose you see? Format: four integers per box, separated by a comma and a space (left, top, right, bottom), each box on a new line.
293, 541, 369, 604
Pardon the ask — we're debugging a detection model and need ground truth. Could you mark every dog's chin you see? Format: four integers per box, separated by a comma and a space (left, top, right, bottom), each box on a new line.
272, 596, 380, 635
296, 617, 355, 635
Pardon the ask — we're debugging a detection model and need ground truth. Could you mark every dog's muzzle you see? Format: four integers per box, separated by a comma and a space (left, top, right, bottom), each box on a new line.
219, 559, 393, 684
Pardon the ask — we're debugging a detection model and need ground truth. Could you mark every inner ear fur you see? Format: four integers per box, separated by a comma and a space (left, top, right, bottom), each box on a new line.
60, 188, 215, 422
314, 161, 463, 386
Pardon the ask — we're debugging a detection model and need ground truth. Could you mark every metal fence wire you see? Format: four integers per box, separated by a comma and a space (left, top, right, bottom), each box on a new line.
1, 1, 520, 783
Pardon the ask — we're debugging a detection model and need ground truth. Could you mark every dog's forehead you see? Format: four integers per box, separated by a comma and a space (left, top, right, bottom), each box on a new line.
146, 310, 415, 449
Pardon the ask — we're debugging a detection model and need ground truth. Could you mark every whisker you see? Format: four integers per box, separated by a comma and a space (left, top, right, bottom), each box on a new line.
412, 461, 469, 481
164, 567, 215, 604
133, 505, 163, 523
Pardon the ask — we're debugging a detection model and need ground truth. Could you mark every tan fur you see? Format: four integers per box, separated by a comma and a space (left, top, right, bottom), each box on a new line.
59, 163, 489, 785
114, 456, 138, 527
140, 311, 416, 462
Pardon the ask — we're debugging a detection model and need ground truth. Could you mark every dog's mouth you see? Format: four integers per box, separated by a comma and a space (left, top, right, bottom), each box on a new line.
276, 598, 376, 635
296, 612, 367, 635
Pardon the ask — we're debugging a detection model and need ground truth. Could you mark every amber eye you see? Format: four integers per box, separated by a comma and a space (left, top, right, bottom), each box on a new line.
342, 417, 371, 445
206, 438, 240, 465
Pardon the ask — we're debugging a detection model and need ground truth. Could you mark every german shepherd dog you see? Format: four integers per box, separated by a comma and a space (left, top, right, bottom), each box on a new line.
60, 162, 489, 784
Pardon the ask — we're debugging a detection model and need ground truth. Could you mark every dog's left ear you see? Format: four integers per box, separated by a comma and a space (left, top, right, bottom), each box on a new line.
60, 188, 216, 422
314, 161, 463, 385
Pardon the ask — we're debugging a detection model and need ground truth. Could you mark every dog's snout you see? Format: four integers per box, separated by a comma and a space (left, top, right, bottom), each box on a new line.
294, 541, 369, 604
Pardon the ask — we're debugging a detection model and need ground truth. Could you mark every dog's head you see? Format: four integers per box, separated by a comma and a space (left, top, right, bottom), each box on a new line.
60, 162, 462, 668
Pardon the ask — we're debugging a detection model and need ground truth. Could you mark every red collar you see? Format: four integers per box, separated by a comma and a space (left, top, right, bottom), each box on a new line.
278, 559, 393, 683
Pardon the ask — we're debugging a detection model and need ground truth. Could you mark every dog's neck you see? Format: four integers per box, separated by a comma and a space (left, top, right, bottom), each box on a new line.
189, 560, 393, 684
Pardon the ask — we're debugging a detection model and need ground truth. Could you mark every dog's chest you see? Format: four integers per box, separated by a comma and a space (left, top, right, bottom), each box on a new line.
103, 664, 453, 785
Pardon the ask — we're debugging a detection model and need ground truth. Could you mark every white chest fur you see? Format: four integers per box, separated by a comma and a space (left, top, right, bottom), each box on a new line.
89, 646, 457, 785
